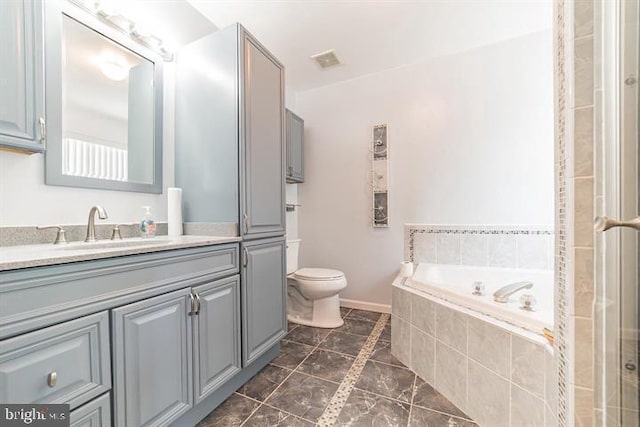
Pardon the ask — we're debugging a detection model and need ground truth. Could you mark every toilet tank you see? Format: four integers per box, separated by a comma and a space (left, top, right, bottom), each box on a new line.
286, 239, 301, 274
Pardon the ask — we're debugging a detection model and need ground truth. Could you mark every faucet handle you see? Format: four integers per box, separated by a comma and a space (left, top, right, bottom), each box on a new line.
110, 224, 123, 240
36, 225, 68, 245
471, 281, 485, 296
519, 294, 537, 311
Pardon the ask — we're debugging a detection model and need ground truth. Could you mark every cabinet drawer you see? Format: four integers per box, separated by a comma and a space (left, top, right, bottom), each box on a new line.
70, 393, 111, 427
0, 312, 111, 409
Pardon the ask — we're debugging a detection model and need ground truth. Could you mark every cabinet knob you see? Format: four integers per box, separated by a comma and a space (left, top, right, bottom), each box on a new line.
47, 371, 57, 388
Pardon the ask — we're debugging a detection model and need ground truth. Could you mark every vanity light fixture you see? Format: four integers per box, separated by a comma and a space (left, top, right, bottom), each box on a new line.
70, 0, 174, 61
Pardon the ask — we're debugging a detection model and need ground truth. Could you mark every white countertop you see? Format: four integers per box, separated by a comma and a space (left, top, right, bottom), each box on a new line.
0, 235, 241, 271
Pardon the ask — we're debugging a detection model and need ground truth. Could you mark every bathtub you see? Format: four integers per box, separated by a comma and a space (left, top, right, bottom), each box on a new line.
407, 263, 553, 334
391, 263, 557, 426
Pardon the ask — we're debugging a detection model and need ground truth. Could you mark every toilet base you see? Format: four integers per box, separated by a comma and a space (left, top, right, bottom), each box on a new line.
287, 294, 344, 328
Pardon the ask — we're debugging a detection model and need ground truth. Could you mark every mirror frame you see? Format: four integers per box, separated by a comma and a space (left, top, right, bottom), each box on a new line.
44, 0, 163, 194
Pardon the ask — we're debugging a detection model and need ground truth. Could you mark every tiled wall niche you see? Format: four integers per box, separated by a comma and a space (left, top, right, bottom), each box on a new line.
405, 224, 555, 270
391, 282, 558, 427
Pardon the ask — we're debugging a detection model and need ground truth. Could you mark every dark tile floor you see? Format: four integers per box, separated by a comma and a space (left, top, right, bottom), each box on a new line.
198, 308, 477, 427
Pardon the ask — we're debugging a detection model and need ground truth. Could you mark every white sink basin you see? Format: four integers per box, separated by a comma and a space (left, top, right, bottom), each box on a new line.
57, 239, 167, 251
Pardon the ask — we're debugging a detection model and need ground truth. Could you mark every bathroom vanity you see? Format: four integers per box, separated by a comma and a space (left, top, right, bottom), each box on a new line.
0, 237, 286, 427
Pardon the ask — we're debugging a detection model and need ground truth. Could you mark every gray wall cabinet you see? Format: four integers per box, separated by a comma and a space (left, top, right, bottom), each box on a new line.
241, 237, 287, 365
193, 276, 241, 404
112, 288, 193, 427
0, 0, 45, 153
176, 24, 285, 239
286, 109, 304, 183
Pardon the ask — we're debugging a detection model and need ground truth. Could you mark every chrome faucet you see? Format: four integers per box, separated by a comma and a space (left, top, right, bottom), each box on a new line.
85, 205, 108, 242
493, 281, 533, 303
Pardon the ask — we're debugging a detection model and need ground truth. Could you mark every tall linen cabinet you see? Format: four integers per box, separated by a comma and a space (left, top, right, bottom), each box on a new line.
175, 24, 287, 369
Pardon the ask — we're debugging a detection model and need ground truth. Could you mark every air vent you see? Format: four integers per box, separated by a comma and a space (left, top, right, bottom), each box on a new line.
311, 49, 341, 69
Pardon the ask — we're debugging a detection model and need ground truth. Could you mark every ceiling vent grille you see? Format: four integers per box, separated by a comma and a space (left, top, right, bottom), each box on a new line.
311, 49, 341, 69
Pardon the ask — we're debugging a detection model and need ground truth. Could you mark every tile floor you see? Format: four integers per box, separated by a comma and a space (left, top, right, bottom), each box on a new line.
198, 308, 477, 427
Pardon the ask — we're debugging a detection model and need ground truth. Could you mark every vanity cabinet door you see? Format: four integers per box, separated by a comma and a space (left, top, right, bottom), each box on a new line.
241, 32, 285, 239
0, 0, 45, 153
192, 275, 241, 404
112, 289, 193, 427
241, 237, 287, 365
286, 109, 304, 183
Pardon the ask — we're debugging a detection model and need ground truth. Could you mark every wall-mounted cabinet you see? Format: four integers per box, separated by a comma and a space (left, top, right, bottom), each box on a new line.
0, 0, 45, 153
176, 24, 285, 240
286, 109, 304, 183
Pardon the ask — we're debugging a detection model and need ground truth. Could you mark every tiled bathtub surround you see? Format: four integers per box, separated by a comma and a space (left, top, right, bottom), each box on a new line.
405, 224, 555, 270
392, 281, 558, 427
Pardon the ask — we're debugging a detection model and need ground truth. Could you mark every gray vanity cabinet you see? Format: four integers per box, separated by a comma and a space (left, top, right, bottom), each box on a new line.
241, 32, 286, 239
286, 109, 304, 183
176, 24, 285, 239
112, 289, 193, 427
193, 276, 241, 404
241, 237, 287, 365
0, 0, 45, 153
70, 393, 111, 427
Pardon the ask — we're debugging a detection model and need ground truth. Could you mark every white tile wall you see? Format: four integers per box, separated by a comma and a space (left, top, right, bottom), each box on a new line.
406, 224, 555, 270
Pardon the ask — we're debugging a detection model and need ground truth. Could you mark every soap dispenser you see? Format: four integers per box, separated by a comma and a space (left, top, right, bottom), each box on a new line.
140, 206, 156, 238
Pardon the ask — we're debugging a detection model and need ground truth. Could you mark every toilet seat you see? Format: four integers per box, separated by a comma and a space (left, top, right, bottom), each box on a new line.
294, 268, 345, 281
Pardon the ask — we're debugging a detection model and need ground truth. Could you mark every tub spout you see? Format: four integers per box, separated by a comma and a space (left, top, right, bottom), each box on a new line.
493, 281, 533, 303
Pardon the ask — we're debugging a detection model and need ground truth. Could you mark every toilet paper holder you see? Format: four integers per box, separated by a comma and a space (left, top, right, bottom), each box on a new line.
286, 203, 301, 212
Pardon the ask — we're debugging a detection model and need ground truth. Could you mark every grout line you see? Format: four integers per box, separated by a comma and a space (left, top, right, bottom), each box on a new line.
407, 373, 417, 426
316, 313, 389, 427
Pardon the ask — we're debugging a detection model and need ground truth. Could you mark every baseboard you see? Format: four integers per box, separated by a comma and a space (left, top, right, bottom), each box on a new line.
340, 298, 391, 313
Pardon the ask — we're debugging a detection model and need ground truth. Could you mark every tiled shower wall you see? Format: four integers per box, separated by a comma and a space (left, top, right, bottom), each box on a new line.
404, 224, 554, 270
555, 0, 599, 425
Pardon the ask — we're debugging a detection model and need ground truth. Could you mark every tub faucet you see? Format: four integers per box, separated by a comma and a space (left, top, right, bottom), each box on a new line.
493, 281, 533, 303
85, 205, 108, 242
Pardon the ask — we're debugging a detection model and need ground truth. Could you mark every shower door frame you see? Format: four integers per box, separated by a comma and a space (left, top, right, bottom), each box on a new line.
597, 0, 639, 424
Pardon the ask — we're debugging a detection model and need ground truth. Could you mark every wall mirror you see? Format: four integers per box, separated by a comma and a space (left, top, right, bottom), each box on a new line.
45, 1, 163, 193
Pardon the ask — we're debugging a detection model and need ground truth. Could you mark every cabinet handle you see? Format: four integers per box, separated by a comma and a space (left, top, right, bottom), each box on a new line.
243, 213, 249, 235
39, 117, 46, 145
47, 372, 57, 388
243, 247, 248, 268
194, 293, 202, 315
188, 293, 196, 315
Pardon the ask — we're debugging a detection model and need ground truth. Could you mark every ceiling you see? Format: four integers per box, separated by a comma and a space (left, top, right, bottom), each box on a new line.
188, 0, 553, 92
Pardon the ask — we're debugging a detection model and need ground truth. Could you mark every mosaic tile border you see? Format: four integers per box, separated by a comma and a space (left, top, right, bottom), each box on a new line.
554, 0, 568, 425
316, 313, 390, 427
406, 225, 555, 263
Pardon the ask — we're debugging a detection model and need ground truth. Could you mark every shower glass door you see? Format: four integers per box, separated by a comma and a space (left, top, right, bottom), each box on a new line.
597, 0, 639, 425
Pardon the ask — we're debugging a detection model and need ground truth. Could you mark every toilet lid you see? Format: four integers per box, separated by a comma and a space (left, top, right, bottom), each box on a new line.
294, 268, 345, 281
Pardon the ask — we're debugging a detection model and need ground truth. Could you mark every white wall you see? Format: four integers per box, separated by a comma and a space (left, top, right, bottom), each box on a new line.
0, 65, 175, 226
295, 31, 554, 306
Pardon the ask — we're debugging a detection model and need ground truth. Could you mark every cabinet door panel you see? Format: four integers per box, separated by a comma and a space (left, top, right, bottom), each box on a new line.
70, 393, 111, 427
242, 34, 285, 238
0, 0, 44, 152
286, 109, 304, 183
242, 238, 286, 365
193, 276, 241, 403
112, 289, 192, 427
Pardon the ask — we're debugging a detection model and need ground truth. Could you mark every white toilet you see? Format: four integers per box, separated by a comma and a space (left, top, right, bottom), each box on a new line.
286, 239, 347, 328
